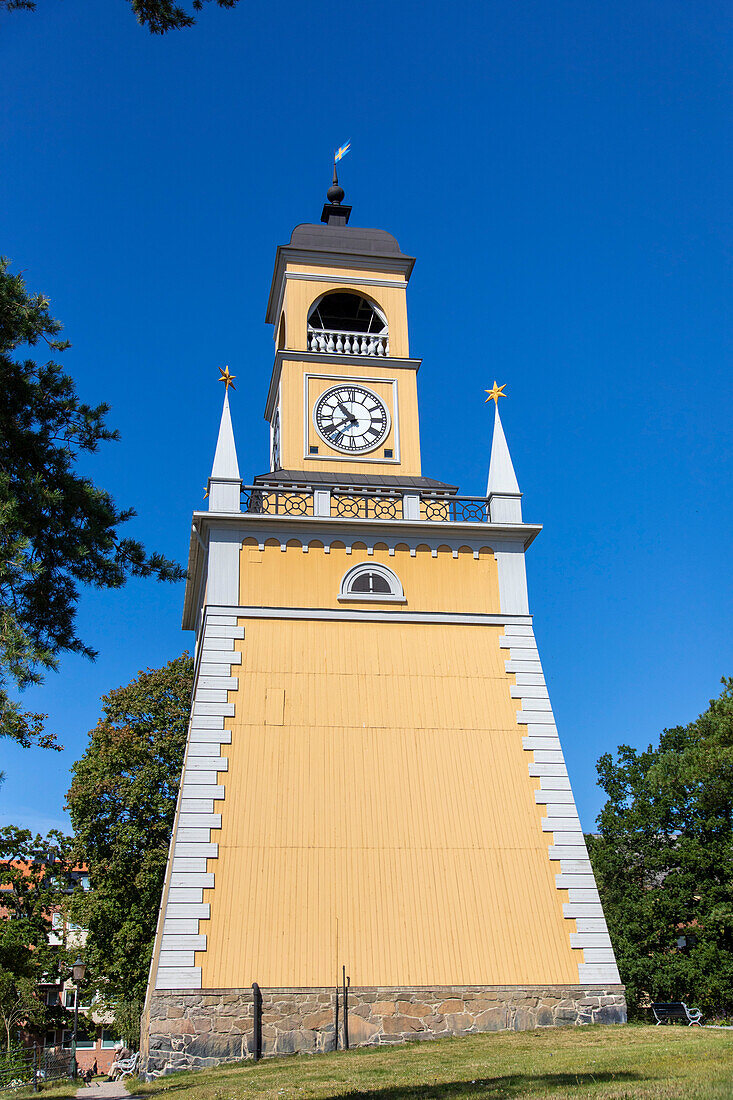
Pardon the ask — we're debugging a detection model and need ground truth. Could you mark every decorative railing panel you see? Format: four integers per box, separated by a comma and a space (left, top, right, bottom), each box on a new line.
421, 496, 490, 523
241, 487, 490, 523
332, 493, 403, 520
308, 328, 389, 357
242, 488, 314, 516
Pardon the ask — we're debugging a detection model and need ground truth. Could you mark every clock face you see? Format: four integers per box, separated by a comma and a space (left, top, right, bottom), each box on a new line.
314, 384, 390, 454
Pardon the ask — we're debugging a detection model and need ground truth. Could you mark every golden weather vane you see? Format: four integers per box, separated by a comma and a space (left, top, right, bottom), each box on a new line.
484, 381, 507, 406
219, 364, 236, 391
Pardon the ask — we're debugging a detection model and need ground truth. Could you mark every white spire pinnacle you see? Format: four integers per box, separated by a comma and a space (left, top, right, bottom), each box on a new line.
487, 404, 522, 522
208, 390, 241, 512
211, 390, 240, 480
487, 404, 519, 495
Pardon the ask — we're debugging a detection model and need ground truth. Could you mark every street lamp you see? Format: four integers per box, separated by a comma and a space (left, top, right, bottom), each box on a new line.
70, 957, 87, 1080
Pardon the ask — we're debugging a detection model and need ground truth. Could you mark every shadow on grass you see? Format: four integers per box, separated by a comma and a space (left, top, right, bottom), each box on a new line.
328, 1073, 643, 1099
139, 1070, 644, 1098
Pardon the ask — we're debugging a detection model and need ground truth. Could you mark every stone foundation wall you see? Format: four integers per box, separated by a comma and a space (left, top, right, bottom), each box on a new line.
145, 985, 627, 1073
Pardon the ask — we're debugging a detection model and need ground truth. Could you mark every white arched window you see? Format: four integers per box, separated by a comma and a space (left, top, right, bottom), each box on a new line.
338, 562, 405, 602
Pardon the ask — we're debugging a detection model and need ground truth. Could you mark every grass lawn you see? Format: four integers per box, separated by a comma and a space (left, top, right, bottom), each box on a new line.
12, 1081, 79, 1099
127, 1025, 733, 1100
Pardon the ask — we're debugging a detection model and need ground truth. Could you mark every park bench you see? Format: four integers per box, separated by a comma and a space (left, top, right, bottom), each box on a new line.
116, 1051, 141, 1080
652, 1002, 702, 1026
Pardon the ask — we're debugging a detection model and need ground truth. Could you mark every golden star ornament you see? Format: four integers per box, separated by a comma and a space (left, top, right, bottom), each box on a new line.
484, 381, 507, 406
219, 365, 236, 391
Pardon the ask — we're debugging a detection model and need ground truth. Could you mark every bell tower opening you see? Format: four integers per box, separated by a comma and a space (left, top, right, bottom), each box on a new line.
307, 291, 388, 356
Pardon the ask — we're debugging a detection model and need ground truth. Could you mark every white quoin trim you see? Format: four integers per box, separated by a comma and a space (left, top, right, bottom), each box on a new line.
152, 611, 240, 992
501, 623, 621, 985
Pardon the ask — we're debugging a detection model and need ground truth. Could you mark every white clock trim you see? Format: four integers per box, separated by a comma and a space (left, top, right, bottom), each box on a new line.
312, 383, 391, 455
303, 373, 400, 464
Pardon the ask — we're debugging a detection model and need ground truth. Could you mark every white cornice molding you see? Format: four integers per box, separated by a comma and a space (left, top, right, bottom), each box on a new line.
265, 351, 421, 423
193, 508, 537, 539
266, 247, 416, 325
286, 272, 408, 289
205, 604, 533, 627
194, 511, 541, 544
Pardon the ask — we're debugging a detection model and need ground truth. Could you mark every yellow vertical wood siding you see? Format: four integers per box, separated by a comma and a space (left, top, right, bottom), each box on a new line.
239, 543, 500, 614
197, 619, 580, 988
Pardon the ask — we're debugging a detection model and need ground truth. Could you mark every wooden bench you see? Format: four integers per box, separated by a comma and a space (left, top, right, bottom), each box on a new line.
652, 1002, 702, 1026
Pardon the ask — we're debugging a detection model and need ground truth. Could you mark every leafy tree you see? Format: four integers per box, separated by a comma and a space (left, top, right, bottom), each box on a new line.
111, 998, 143, 1049
0, 0, 239, 33
587, 677, 733, 1018
0, 827, 74, 1050
0, 258, 185, 751
67, 654, 193, 1009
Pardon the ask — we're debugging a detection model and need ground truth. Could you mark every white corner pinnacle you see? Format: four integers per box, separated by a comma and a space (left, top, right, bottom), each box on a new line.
212, 390, 240, 481
488, 404, 520, 495
487, 404, 522, 523
209, 390, 241, 513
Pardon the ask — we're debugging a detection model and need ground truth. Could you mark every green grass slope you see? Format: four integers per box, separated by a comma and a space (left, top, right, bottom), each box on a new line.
129, 1025, 733, 1100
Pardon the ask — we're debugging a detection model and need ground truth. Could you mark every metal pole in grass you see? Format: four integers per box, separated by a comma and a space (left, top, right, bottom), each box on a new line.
252, 983, 262, 1062
342, 967, 350, 1050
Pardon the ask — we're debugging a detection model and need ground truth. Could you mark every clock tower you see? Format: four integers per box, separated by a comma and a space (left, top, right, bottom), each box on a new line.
142, 176, 625, 1073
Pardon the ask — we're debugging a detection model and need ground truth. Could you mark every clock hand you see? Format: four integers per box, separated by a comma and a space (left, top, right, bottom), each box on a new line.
338, 402, 358, 423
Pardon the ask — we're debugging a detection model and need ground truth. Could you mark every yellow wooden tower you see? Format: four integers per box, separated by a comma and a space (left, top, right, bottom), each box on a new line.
142, 174, 625, 1071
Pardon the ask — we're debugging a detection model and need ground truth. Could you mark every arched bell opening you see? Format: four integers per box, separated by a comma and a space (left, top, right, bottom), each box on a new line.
307, 291, 389, 357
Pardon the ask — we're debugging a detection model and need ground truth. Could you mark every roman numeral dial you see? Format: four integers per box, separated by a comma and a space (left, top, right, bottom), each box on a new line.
314, 384, 390, 454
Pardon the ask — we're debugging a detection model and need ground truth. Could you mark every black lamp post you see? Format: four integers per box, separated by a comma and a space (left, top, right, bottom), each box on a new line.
70, 956, 86, 1080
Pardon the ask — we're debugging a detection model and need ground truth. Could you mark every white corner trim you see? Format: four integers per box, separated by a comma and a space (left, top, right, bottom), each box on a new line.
152, 609, 239, 992
501, 624, 621, 985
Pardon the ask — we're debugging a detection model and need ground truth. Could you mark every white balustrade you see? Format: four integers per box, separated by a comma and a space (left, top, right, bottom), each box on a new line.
308, 329, 389, 357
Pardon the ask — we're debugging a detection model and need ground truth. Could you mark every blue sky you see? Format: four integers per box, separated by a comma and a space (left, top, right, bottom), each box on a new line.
2, 0, 731, 836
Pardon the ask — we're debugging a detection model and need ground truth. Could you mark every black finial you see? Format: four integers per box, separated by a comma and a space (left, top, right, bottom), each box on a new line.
321, 162, 352, 226
327, 163, 345, 205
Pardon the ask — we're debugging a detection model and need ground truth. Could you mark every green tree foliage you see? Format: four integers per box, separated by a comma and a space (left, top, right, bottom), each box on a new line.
0, 258, 184, 750
0, 827, 74, 1050
0, 0, 239, 33
587, 678, 733, 1018
67, 654, 193, 1007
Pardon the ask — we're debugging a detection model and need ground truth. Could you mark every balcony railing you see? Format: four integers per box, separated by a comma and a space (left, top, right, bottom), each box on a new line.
241, 488, 314, 517
308, 328, 389, 357
332, 492, 403, 520
241, 486, 491, 523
